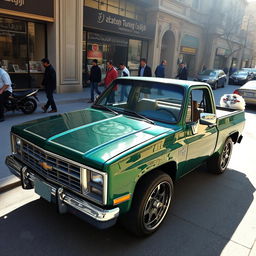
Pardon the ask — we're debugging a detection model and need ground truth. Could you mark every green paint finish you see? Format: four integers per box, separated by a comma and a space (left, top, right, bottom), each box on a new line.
10, 79, 245, 216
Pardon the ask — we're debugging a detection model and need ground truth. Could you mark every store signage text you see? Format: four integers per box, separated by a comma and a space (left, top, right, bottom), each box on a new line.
84, 7, 154, 39
0, 0, 54, 21
4, 0, 24, 7
97, 12, 146, 33
180, 47, 197, 55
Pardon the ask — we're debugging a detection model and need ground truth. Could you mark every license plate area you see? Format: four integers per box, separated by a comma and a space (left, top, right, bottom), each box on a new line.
34, 179, 52, 202
244, 92, 254, 98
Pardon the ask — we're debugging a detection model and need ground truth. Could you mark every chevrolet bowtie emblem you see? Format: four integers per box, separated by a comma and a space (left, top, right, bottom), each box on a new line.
39, 162, 53, 171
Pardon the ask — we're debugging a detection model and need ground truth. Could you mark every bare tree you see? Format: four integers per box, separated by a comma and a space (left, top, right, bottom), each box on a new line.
202, 0, 246, 70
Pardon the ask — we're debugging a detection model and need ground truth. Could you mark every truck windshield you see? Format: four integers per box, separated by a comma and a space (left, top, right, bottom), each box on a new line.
94, 79, 185, 124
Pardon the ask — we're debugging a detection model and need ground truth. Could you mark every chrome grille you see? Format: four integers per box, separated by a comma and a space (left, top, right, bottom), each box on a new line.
21, 141, 81, 193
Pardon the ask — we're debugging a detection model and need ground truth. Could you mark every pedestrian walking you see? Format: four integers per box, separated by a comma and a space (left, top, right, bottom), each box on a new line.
101, 60, 118, 103
138, 58, 152, 97
155, 60, 167, 78
41, 58, 57, 113
119, 63, 130, 102
138, 58, 152, 77
176, 63, 188, 80
88, 59, 101, 103
0, 64, 12, 122
155, 60, 167, 95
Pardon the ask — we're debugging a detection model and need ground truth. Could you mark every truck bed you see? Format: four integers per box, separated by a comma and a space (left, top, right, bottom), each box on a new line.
216, 106, 244, 119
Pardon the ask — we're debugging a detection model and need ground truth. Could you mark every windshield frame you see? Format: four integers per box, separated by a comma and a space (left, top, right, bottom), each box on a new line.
93, 78, 186, 125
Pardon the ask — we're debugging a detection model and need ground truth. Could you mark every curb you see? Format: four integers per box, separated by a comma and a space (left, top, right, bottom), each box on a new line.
0, 175, 21, 193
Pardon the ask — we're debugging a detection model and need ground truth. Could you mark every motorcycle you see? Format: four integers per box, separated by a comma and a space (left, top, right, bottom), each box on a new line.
4, 88, 39, 114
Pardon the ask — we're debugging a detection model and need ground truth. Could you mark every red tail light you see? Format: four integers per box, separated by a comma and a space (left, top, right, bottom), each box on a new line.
233, 90, 240, 95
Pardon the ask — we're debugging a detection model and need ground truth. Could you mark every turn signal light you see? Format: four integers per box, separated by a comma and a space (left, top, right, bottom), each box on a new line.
113, 194, 131, 205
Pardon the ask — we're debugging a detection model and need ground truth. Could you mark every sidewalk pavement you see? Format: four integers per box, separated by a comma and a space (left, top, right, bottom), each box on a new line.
0, 87, 91, 192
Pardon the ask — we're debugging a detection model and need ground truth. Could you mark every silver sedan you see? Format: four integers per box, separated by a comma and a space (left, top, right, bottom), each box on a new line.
234, 81, 256, 105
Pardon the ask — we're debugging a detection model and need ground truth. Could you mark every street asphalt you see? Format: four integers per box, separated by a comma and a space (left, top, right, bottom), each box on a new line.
0, 83, 256, 256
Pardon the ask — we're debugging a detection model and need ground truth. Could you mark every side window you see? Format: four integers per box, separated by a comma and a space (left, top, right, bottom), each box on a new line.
186, 88, 213, 123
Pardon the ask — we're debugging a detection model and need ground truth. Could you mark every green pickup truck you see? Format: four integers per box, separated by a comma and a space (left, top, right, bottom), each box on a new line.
6, 77, 245, 236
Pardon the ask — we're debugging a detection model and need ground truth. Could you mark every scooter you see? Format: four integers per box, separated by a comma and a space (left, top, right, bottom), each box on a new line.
4, 88, 39, 114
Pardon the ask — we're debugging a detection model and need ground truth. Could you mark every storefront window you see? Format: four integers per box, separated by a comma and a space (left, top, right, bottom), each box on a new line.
99, 0, 107, 11
0, 17, 46, 89
28, 22, 46, 88
85, 0, 98, 9
128, 39, 142, 74
119, 0, 126, 16
84, 0, 145, 22
108, 0, 119, 14
126, 2, 136, 19
85, 31, 128, 78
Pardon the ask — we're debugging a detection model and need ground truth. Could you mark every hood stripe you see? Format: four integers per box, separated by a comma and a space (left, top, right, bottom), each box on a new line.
47, 115, 122, 142
83, 126, 151, 157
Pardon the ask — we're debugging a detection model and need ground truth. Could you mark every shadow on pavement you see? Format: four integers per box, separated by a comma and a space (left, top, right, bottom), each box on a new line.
0, 167, 254, 256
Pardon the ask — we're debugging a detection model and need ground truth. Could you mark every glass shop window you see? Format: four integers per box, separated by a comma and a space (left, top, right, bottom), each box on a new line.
108, 0, 119, 14
28, 22, 46, 88
128, 39, 142, 74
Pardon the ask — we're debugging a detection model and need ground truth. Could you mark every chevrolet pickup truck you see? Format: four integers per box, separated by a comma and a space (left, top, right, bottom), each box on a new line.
6, 77, 245, 236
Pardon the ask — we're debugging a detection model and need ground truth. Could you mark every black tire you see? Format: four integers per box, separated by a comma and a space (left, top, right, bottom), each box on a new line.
207, 137, 233, 174
222, 79, 225, 88
21, 98, 37, 114
121, 171, 173, 236
213, 82, 217, 90
229, 79, 233, 85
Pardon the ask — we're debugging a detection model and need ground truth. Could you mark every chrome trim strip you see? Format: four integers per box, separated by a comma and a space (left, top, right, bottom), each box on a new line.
10, 163, 118, 222
62, 193, 119, 222
11, 133, 108, 205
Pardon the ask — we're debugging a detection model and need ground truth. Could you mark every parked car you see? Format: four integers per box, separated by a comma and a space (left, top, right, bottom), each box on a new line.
242, 68, 256, 80
6, 77, 245, 236
229, 70, 253, 85
234, 80, 256, 105
195, 69, 226, 90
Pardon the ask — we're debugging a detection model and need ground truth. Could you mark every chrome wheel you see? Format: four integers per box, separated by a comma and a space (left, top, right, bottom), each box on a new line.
143, 181, 171, 231
220, 141, 232, 170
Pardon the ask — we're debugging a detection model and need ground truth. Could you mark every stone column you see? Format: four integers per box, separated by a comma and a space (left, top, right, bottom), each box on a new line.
48, 0, 83, 93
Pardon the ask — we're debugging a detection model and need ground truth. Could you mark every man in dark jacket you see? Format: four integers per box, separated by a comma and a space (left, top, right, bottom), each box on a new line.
138, 58, 152, 77
88, 59, 101, 103
155, 60, 167, 78
41, 58, 57, 113
176, 63, 188, 80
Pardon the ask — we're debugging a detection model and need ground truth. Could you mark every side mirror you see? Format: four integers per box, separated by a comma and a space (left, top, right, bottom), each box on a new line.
199, 113, 217, 127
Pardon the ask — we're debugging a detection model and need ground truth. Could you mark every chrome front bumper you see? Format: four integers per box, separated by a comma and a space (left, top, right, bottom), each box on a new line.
5, 155, 119, 229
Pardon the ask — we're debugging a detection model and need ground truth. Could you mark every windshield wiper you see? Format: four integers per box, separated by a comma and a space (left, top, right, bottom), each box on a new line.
123, 109, 155, 125
93, 104, 119, 116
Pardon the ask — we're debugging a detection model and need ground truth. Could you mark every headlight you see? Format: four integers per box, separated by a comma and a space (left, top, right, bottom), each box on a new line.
12, 135, 22, 154
80, 168, 107, 204
91, 172, 103, 185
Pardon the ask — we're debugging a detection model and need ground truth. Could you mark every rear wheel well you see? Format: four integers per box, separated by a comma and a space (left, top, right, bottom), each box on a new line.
230, 132, 239, 144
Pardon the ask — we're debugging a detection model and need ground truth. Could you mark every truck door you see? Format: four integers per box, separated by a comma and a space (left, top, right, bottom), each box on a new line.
184, 87, 218, 174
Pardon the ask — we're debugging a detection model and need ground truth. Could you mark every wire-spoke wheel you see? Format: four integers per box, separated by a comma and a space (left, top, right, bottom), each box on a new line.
120, 170, 173, 236
207, 137, 233, 174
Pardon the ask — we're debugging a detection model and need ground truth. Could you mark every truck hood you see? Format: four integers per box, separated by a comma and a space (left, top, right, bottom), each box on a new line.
12, 108, 172, 169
